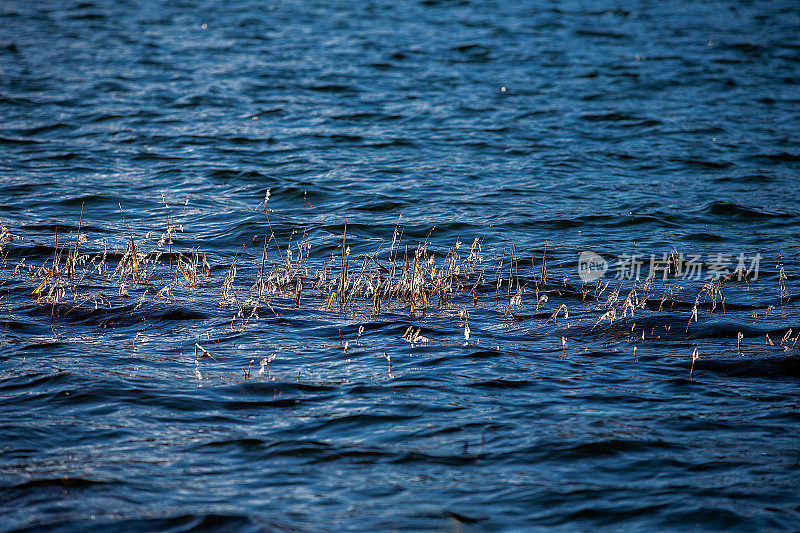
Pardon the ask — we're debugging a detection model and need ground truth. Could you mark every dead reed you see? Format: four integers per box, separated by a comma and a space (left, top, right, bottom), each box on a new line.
0, 198, 794, 383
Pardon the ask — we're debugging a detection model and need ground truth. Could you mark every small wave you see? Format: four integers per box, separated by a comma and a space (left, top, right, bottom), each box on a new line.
700, 200, 793, 220
751, 152, 800, 163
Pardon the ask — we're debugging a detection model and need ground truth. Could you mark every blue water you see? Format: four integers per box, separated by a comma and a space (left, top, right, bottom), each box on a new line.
2, 0, 800, 530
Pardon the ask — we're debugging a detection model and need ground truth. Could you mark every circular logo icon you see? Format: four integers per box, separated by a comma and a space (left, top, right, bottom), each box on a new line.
578, 251, 608, 283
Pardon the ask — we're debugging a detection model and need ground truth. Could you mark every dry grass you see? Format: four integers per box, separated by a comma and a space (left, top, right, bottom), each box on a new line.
0, 199, 794, 383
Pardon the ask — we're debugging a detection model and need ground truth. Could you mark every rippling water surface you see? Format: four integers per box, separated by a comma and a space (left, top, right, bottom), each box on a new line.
2, 0, 800, 530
